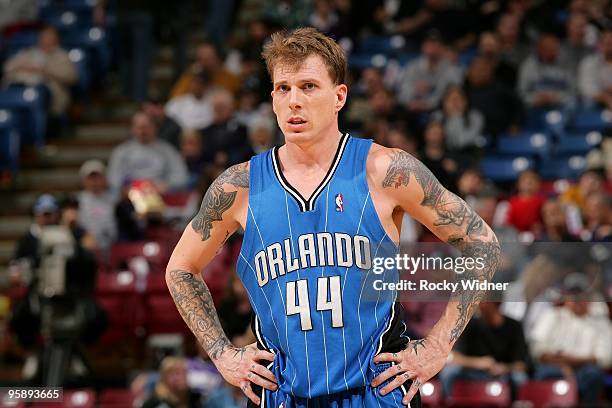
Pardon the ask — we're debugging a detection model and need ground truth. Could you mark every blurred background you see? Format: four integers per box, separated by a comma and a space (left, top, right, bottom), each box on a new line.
0, 0, 611, 407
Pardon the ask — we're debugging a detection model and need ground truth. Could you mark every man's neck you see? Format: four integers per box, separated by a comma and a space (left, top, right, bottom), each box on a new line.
281, 129, 343, 171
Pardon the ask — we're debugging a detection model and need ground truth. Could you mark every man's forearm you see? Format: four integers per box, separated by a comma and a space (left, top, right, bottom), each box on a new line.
166, 269, 231, 360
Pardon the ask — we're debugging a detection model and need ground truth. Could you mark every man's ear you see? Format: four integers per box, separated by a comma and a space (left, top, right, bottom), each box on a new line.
335, 84, 348, 112
271, 90, 276, 114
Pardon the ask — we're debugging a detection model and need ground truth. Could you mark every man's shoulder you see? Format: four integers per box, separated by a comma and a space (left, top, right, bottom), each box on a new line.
365, 143, 418, 182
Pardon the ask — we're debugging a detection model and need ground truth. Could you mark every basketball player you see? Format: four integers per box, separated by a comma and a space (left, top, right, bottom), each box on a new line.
166, 28, 500, 407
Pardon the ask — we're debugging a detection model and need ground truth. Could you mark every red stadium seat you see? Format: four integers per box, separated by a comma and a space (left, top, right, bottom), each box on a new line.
517, 380, 578, 408
447, 380, 511, 407
30, 389, 95, 408
420, 379, 443, 407
98, 389, 135, 408
109, 241, 168, 271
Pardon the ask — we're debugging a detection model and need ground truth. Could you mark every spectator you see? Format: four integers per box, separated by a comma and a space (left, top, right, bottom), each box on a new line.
14, 194, 60, 267
561, 12, 595, 75
165, 69, 215, 131
561, 169, 605, 211
582, 191, 612, 242
107, 112, 188, 193
247, 115, 276, 154
495, 13, 529, 69
537, 198, 580, 242
578, 28, 612, 109
439, 302, 529, 397
180, 129, 205, 189
506, 169, 546, 233
309, 0, 339, 34
464, 56, 524, 136
477, 31, 518, 87
419, 121, 458, 192
397, 29, 463, 114
142, 98, 182, 150
530, 286, 612, 405
170, 42, 240, 97
77, 160, 117, 253
200, 89, 253, 166
2, 26, 77, 115
518, 33, 575, 108
432, 85, 484, 157
141, 357, 202, 408
60, 197, 96, 251
381, 125, 418, 156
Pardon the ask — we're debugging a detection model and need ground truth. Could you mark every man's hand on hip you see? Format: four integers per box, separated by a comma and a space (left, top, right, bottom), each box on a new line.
216, 342, 277, 405
372, 337, 449, 405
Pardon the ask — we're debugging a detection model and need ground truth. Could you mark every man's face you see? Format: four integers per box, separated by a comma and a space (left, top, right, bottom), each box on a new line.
83, 172, 107, 194
39, 28, 59, 52
538, 36, 560, 63
478, 33, 499, 57
542, 201, 566, 229
601, 32, 612, 59
567, 14, 587, 41
131, 113, 156, 144
468, 59, 493, 86
271, 55, 347, 144
422, 38, 443, 60
196, 45, 218, 69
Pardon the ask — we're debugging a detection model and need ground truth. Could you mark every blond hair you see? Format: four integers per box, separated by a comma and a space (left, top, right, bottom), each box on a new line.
261, 27, 347, 85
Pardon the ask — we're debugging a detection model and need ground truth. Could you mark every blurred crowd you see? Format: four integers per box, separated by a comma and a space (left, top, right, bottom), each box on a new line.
3, 0, 612, 406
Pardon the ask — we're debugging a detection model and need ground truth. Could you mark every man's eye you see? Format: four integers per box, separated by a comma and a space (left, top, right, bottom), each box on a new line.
304, 83, 315, 90
278, 85, 289, 92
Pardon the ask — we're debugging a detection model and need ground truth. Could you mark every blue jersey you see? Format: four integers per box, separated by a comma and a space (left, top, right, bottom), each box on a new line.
237, 134, 407, 399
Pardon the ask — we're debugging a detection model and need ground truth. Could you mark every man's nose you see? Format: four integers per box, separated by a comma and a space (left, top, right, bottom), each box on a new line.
289, 87, 301, 109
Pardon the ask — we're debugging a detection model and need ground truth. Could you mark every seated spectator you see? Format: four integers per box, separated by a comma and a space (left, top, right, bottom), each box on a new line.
142, 98, 182, 150
432, 85, 484, 160
582, 191, 612, 241
308, 0, 339, 34
77, 160, 117, 253
506, 169, 546, 233
200, 89, 253, 166
170, 42, 240, 97
248, 115, 276, 154
107, 111, 188, 193
537, 198, 581, 242
477, 31, 518, 88
381, 125, 418, 156
2, 26, 77, 115
397, 29, 463, 114
578, 28, 612, 109
518, 33, 575, 108
495, 13, 530, 69
560, 169, 605, 211
561, 12, 595, 75
530, 285, 612, 405
141, 357, 202, 408
59, 197, 96, 251
180, 129, 206, 189
440, 302, 529, 397
464, 56, 524, 136
419, 121, 458, 192
165, 69, 215, 131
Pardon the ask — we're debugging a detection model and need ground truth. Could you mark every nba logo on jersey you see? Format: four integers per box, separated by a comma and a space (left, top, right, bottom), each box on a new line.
335, 193, 344, 212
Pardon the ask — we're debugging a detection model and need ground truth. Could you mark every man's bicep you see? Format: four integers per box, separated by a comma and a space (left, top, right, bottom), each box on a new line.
381, 150, 477, 243
168, 163, 248, 271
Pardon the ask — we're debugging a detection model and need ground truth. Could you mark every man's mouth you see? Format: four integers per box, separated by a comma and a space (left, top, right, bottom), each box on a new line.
288, 117, 307, 125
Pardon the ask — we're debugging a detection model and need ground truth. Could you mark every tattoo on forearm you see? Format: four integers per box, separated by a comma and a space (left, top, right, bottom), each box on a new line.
382, 150, 500, 344
167, 269, 231, 360
191, 163, 249, 241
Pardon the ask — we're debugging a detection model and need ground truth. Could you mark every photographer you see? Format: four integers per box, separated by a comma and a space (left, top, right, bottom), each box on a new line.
9, 194, 107, 384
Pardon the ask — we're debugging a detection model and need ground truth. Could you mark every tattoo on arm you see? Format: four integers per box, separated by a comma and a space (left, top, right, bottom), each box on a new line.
382, 150, 501, 344
409, 339, 426, 355
191, 163, 249, 241
167, 269, 231, 360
